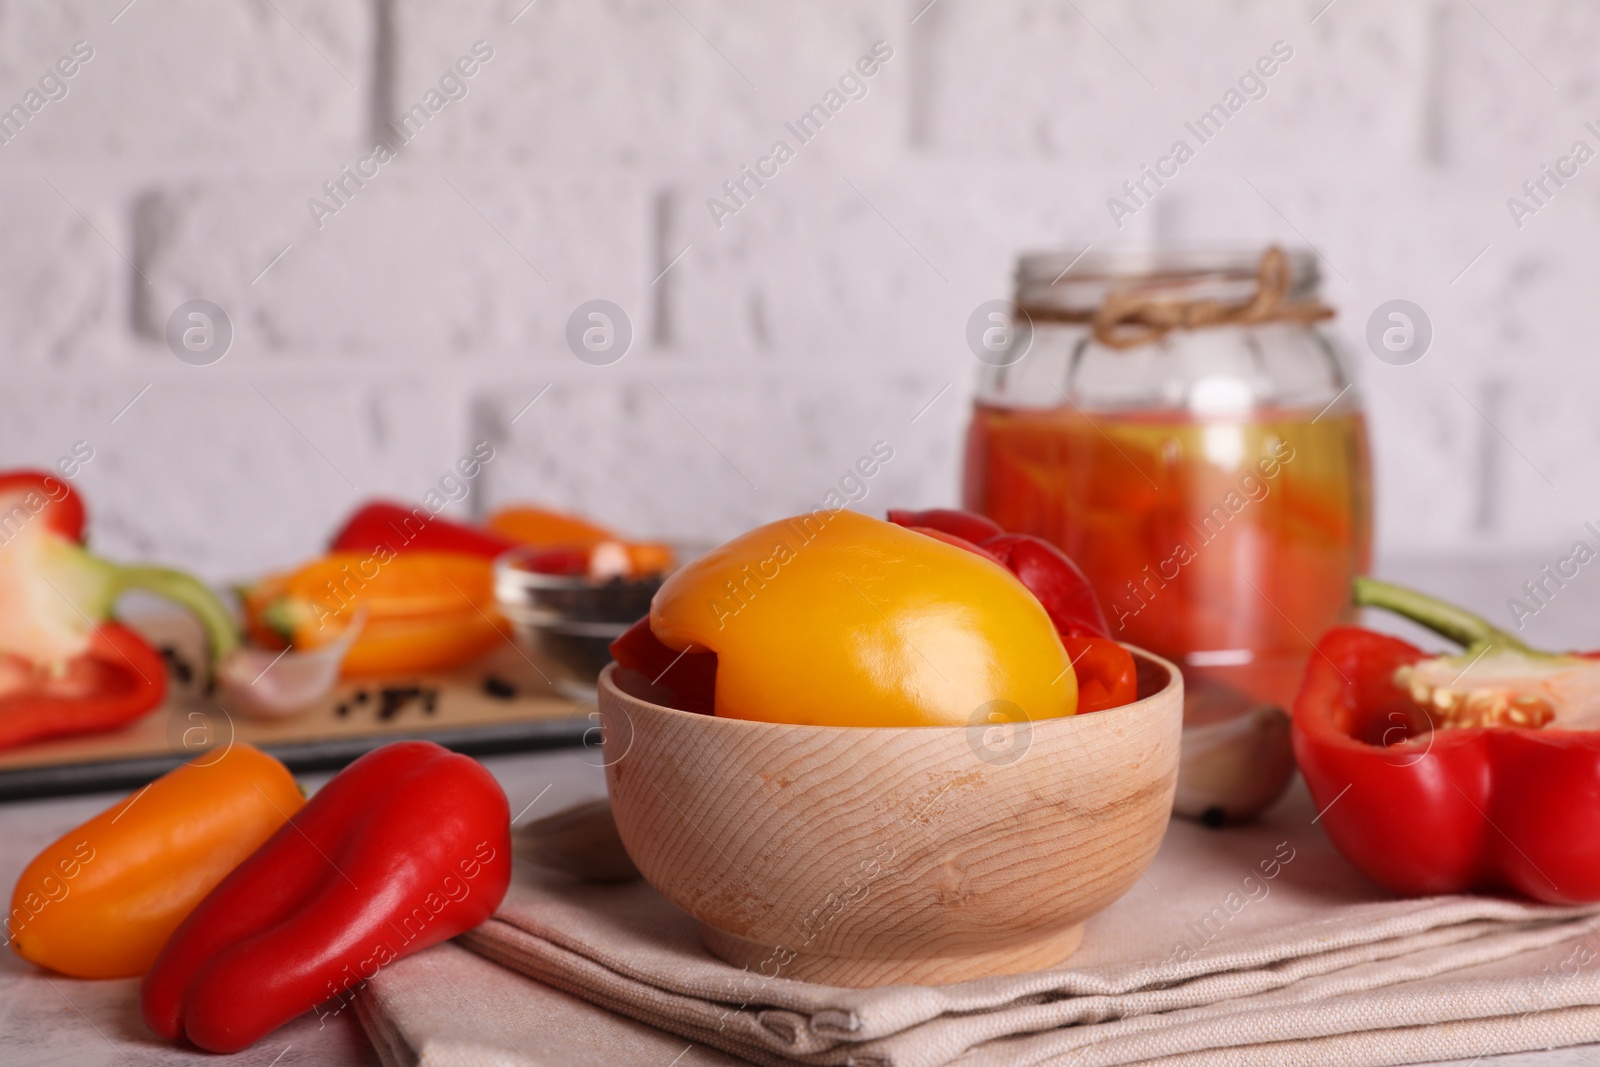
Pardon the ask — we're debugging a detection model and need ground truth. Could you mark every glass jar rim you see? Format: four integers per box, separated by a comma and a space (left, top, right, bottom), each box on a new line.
1015, 246, 1322, 315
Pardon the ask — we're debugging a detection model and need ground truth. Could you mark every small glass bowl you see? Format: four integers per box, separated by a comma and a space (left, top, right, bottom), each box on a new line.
494, 545, 697, 700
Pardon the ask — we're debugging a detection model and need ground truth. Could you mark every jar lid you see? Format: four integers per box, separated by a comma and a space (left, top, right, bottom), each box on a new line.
1015, 247, 1322, 317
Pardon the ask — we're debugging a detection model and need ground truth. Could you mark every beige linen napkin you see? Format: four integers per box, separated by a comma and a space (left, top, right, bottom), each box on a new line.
356, 941, 747, 1067
365, 784, 1600, 1066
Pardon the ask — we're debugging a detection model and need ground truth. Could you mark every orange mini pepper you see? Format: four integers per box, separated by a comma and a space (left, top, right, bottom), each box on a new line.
488, 506, 675, 577
243, 551, 507, 678
8, 743, 303, 979
487, 506, 617, 548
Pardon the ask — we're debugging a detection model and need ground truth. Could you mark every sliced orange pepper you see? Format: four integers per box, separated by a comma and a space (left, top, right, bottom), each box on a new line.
245, 552, 507, 678
334, 612, 506, 677
9, 743, 303, 979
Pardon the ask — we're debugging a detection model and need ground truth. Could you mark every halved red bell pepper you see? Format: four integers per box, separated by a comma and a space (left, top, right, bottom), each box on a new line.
0, 471, 239, 749
1294, 577, 1600, 903
141, 740, 512, 1053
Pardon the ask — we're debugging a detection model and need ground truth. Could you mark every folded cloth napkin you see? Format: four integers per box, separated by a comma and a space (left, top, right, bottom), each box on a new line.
357, 940, 748, 1067
366, 783, 1600, 1067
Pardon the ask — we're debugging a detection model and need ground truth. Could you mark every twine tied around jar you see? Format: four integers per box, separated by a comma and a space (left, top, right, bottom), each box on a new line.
1022, 246, 1335, 350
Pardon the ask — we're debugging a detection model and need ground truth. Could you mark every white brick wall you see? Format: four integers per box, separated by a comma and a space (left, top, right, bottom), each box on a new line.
4, 0, 1600, 583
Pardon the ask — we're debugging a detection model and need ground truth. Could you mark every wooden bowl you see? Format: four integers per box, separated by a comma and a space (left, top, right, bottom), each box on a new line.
598, 649, 1182, 987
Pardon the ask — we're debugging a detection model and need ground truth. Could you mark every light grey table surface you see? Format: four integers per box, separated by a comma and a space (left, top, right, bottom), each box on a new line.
2, 555, 1598, 1065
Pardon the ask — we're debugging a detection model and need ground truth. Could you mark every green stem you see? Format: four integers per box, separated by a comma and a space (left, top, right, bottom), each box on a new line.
101, 559, 241, 666
1353, 576, 1533, 654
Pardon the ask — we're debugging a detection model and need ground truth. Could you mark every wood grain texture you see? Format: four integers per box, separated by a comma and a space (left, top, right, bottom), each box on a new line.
600, 649, 1183, 987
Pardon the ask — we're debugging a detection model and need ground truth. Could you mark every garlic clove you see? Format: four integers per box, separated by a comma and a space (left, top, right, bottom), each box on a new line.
1173, 704, 1296, 827
216, 609, 366, 720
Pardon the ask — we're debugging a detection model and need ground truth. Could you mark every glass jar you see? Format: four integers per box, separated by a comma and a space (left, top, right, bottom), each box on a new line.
963, 248, 1371, 725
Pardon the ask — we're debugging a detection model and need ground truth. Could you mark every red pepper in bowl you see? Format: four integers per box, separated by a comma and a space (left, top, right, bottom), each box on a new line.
141, 740, 511, 1053
885, 507, 1003, 545
979, 534, 1111, 640
886, 509, 1130, 711
608, 616, 717, 715
1294, 577, 1600, 903
1062, 635, 1138, 714
0, 471, 239, 749
885, 508, 1111, 639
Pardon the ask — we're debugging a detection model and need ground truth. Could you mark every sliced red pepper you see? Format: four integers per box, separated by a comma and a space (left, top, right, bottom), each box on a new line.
1294, 579, 1600, 903
0, 470, 85, 543
0, 473, 240, 749
140, 741, 512, 1053
886, 507, 1004, 545
980, 533, 1111, 639
330, 501, 518, 559
0, 624, 167, 749
1063, 635, 1138, 714
609, 617, 716, 715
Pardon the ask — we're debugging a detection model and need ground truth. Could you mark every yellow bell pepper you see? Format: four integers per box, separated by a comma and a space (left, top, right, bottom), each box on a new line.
650, 510, 1076, 726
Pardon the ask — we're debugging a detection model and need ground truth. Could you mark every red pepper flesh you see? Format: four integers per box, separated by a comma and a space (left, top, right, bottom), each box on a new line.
330, 501, 518, 560
140, 741, 512, 1052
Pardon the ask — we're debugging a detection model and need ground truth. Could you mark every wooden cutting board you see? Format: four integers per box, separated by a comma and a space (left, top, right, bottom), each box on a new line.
0, 609, 593, 801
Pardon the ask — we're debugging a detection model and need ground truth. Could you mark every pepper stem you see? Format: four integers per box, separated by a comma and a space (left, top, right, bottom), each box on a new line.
1353, 576, 1532, 654
102, 561, 242, 666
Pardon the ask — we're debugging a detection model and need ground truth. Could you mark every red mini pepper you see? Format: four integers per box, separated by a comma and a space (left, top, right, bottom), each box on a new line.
141, 741, 512, 1053
330, 500, 519, 559
1295, 577, 1600, 903
0, 471, 239, 749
